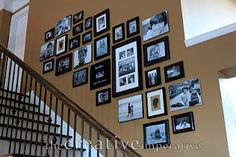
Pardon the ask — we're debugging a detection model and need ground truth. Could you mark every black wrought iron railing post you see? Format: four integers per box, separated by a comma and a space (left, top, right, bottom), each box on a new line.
73, 114, 77, 157
59, 103, 64, 157
52, 98, 58, 157
66, 108, 70, 157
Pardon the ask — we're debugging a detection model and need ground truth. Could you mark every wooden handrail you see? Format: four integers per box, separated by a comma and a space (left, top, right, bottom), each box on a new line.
0, 43, 142, 157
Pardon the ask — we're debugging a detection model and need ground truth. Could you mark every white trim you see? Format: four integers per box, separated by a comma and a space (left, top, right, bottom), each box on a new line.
185, 22, 236, 47
0, 0, 4, 10
3, 0, 29, 13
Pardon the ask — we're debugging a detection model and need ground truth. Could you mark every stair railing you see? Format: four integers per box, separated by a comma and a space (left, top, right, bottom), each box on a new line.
0, 43, 142, 157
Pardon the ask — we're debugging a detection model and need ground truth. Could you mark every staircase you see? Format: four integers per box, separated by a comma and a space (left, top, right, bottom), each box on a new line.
0, 43, 142, 157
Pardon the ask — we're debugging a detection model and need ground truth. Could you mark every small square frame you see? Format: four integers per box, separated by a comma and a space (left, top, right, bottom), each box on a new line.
126, 16, 140, 38
73, 67, 88, 87
96, 88, 111, 106
145, 67, 161, 88
94, 9, 110, 37
112, 23, 125, 44
164, 61, 185, 83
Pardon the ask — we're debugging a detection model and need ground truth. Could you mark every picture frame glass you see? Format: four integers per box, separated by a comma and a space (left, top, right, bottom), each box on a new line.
85, 17, 92, 30
73, 68, 88, 87
145, 67, 161, 88
74, 44, 92, 69
96, 14, 107, 33
55, 15, 71, 37
115, 26, 123, 41
164, 61, 184, 82
95, 35, 109, 59
96, 88, 111, 106
55, 54, 72, 76
43, 59, 54, 74
118, 94, 143, 123
172, 112, 195, 133
56, 35, 67, 55
40, 40, 54, 61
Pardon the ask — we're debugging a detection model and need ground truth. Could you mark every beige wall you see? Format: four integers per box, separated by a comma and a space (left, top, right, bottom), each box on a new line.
24, 0, 236, 156
0, 9, 11, 46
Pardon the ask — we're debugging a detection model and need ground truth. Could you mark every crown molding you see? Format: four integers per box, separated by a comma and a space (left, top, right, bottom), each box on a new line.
3, 0, 29, 13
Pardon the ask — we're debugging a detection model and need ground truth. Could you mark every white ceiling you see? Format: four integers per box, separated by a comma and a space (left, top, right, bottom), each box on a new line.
0, 0, 29, 13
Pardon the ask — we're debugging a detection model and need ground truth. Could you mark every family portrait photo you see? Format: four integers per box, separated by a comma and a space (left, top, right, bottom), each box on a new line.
164, 61, 185, 82
73, 68, 88, 87
94, 34, 110, 60
145, 67, 161, 88
143, 36, 170, 66
55, 53, 72, 76
172, 112, 195, 134
74, 44, 92, 69
55, 15, 71, 37
43, 59, 54, 74
96, 88, 111, 106
45, 28, 54, 42
169, 78, 202, 111
118, 94, 143, 123
143, 120, 170, 148
143, 10, 169, 41
40, 40, 54, 61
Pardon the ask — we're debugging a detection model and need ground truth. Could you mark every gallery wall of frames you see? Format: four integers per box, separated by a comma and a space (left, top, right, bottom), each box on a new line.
40, 9, 203, 149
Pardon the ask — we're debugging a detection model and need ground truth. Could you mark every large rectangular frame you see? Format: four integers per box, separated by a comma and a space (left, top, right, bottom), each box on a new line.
112, 36, 143, 97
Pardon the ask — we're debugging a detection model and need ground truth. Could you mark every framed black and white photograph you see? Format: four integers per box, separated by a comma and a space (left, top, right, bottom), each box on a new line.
55, 35, 68, 56
73, 23, 83, 36
118, 94, 143, 123
85, 17, 92, 30
112, 36, 143, 97
164, 61, 185, 82
172, 112, 195, 134
90, 59, 111, 90
82, 31, 92, 45
112, 23, 125, 44
126, 16, 140, 38
55, 53, 72, 76
143, 36, 170, 67
69, 35, 80, 51
143, 120, 170, 148
55, 15, 72, 37
73, 68, 88, 87
96, 88, 111, 106
94, 9, 110, 37
74, 44, 92, 69
169, 78, 202, 112
94, 33, 110, 61
73, 11, 84, 24
43, 59, 54, 74
143, 10, 169, 41
146, 88, 167, 119
145, 67, 161, 88
40, 40, 55, 62
45, 28, 55, 42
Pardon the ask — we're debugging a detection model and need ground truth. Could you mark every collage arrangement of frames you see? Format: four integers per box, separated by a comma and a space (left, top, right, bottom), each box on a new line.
40, 8, 203, 150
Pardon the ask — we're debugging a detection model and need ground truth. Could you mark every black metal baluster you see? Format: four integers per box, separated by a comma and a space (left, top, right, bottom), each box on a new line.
17, 72, 29, 155
114, 144, 117, 157
1, 58, 12, 138
40, 88, 47, 157
123, 152, 126, 157
13, 69, 25, 153
45, 93, 53, 157
66, 108, 70, 157
80, 119, 84, 157
34, 84, 43, 156
29, 80, 38, 155
97, 132, 100, 157
58, 103, 64, 157
88, 126, 92, 157
104, 138, 108, 157
23, 76, 33, 156
52, 98, 58, 157
72, 114, 76, 157
0, 52, 6, 87
8, 63, 20, 154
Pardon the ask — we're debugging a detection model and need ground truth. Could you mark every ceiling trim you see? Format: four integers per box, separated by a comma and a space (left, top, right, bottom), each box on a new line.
3, 0, 29, 13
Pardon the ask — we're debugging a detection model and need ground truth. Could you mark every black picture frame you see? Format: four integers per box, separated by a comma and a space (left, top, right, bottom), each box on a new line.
94, 9, 110, 37
145, 67, 161, 88
143, 36, 170, 67
73, 67, 88, 87
40, 40, 55, 62
94, 33, 110, 61
164, 61, 185, 82
171, 112, 195, 134
55, 53, 72, 76
69, 35, 80, 51
73, 23, 83, 36
143, 120, 170, 149
112, 23, 125, 44
73, 11, 84, 24
55, 15, 72, 37
82, 31, 92, 45
126, 16, 140, 38
85, 17, 92, 30
55, 34, 68, 56
96, 88, 111, 106
73, 44, 92, 69
45, 28, 55, 42
118, 94, 144, 123
146, 87, 167, 119
43, 59, 54, 74
90, 59, 111, 90
112, 36, 143, 97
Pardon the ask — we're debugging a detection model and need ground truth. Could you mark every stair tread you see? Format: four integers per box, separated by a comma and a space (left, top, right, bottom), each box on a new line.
0, 104, 49, 117
0, 136, 85, 151
0, 96, 39, 108
0, 123, 71, 138
0, 113, 60, 127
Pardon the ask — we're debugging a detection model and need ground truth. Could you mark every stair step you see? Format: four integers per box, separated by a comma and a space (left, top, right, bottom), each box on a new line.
0, 123, 71, 138
0, 102, 39, 113
0, 114, 60, 127
0, 89, 30, 98
0, 104, 49, 117
0, 96, 38, 109
0, 137, 85, 151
